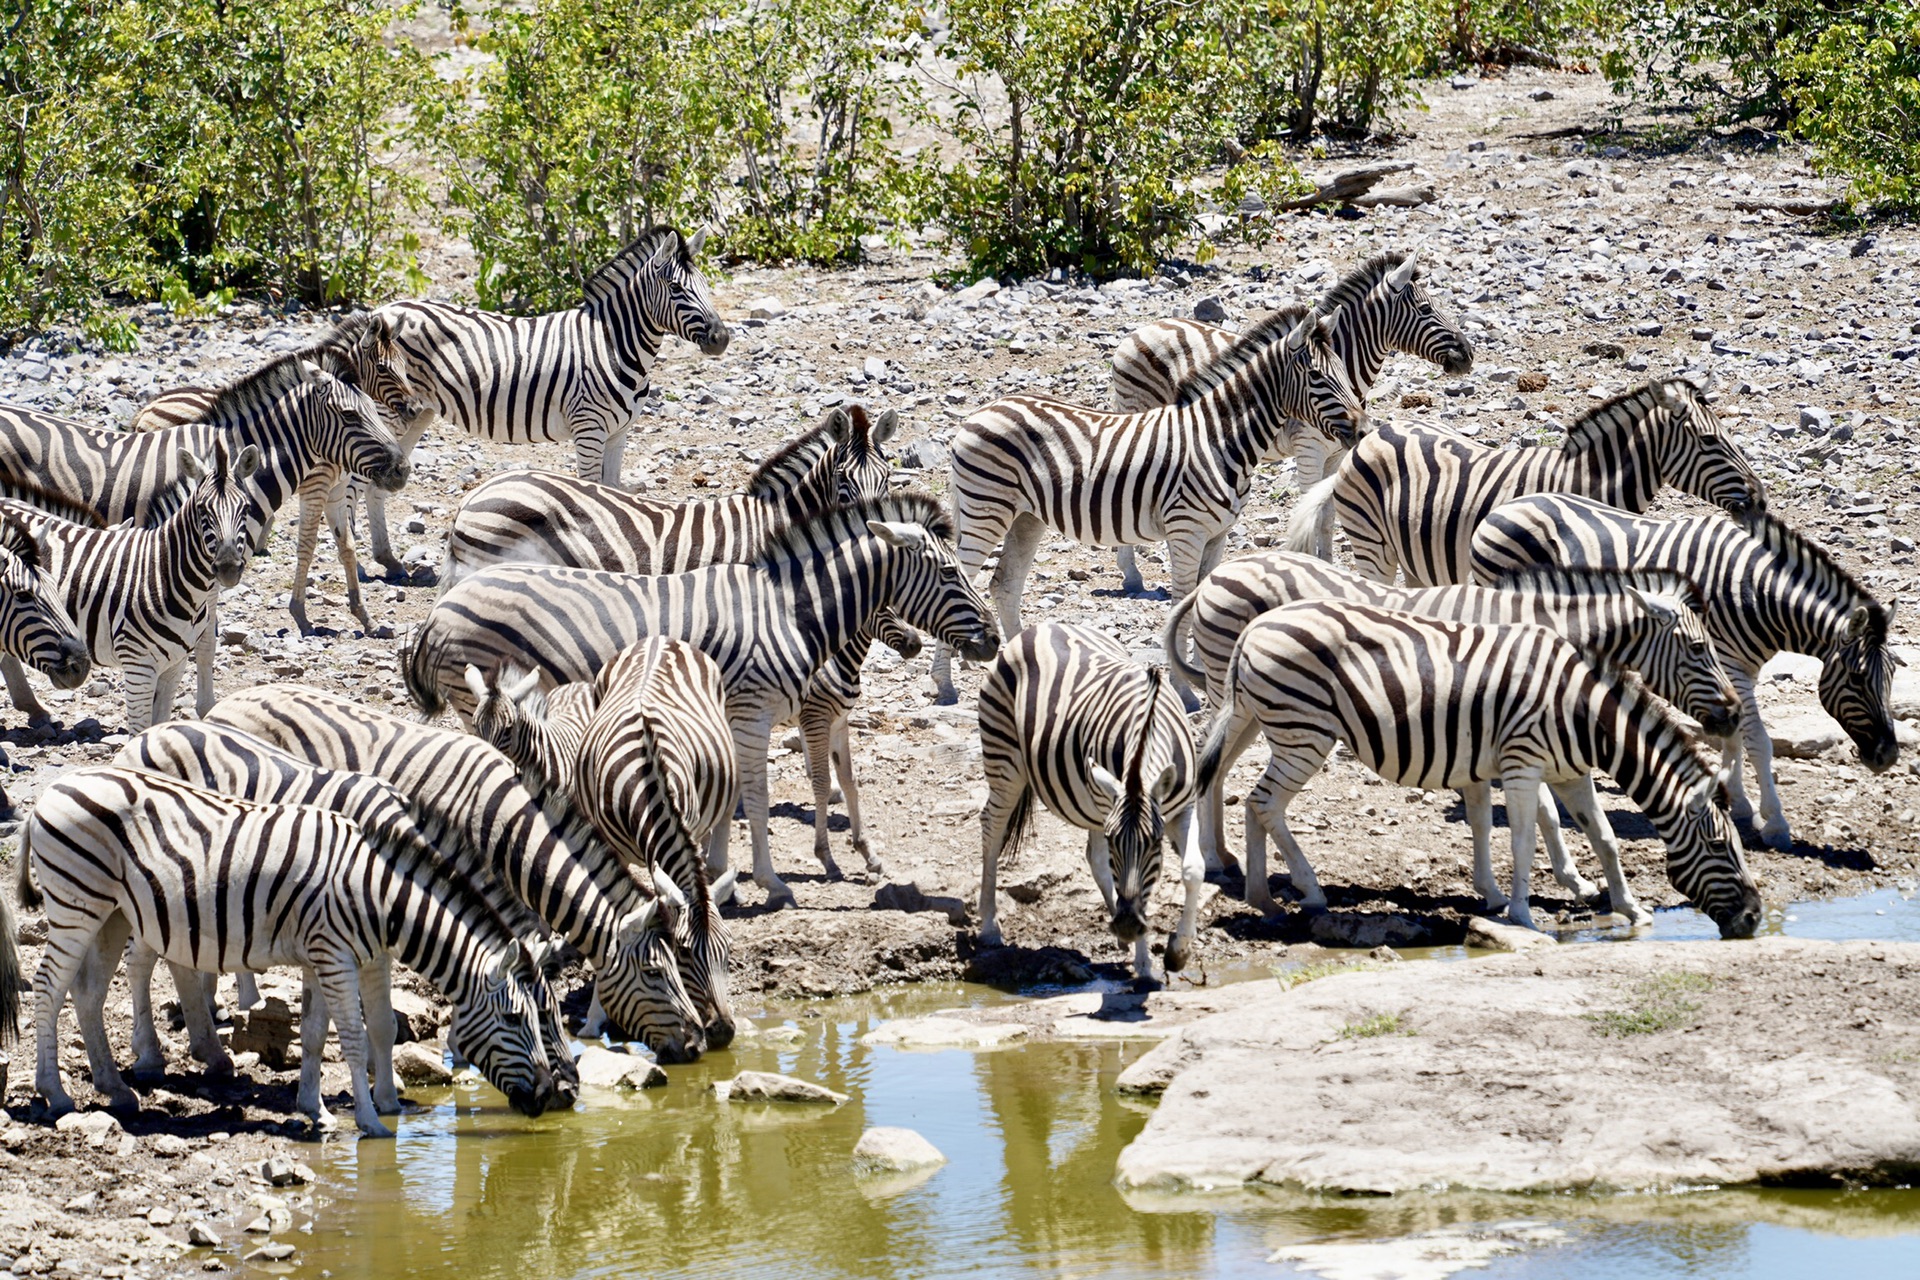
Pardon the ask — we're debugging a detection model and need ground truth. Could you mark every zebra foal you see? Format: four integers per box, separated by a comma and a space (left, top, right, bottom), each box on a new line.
1285, 379, 1766, 585
1470, 496, 1902, 849
1197, 601, 1763, 935
977, 623, 1206, 980
12, 767, 559, 1135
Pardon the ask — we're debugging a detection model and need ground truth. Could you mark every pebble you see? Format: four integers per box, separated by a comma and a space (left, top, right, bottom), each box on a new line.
151, 1134, 191, 1158
187, 1224, 220, 1248
245, 1243, 296, 1262
746, 296, 788, 320
260, 1155, 311, 1187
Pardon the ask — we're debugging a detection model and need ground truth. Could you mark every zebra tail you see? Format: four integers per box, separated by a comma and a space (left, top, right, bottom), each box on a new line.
1194, 694, 1248, 800
996, 785, 1036, 869
1283, 475, 1340, 556
1161, 591, 1206, 689
399, 623, 448, 722
4, 826, 33, 1042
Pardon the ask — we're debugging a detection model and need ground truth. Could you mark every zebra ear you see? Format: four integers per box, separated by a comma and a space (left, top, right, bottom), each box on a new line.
871, 408, 901, 445
1625, 586, 1679, 627
821, 406, 852, 443
1318, 310, 1340, 343
233, 444, 262, 478
710, 868, 739, 906
0, 515, 38, 570
1652, 380, 1689, 415
485, 948, 515, 986
1387, 254, 1417, 292
463, 663, 492, 708
615, 901, 658, 947
1089, 761, 1124, 802
176, 449, 207, 483
1282, 313, 1316, 354
1150, 765, 1178, 802
688, 227, 708, 256
866, 519, 928, 550
298, 359, 333, 386
503, 666, 542, 707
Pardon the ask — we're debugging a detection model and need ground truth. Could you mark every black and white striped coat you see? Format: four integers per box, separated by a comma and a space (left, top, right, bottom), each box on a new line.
375, 226, 730, 491
1109, 250, 1473, 565
470, 639, 739, 1046
0, 511, 89, 705
403, 493, 1000, 910
1285, 379, 1767, 585
0, 438, 260, 730
12, 767, 559, 1136
1196, 601, 1763, 935
132, 312, 425, 631
443, 404, 912, 875
977, 623, 1205, 980
201, 684, 705, 1061
1470, 495, 1902, 851
937, 311, 1365, 706
1167, 553, 1741, 923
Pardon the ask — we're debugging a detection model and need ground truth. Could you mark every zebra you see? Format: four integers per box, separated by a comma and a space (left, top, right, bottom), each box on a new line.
131, 312, 425, 629
12, 767, 559, 1136
402, 492, 1001, 909
0, 510, 90, 706
1109, 249, 1474, 568
201, 683, 706, 1060
112, 720, 579, 1103
936, 309, 1365, 707
374, 226, 729, 501
977, 623, 1206, 980
1284, 378, 1767, 585
0, 437, 259, 731
1196, 600, 1763, 936
1469, 495, 1903, 850
1166, 553, 1742, 924
469, 638, 740, 1046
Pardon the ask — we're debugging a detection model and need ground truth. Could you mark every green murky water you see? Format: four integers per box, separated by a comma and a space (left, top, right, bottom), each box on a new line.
246, 891, 1920, 1280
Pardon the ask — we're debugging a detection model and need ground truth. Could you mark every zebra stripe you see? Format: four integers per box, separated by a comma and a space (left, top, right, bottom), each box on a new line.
202, 683, 704, 1060
0, 511, 89, 696
403, 492, 999, 909
1469, 495, 1902, 851
976, 623, 1205, 980
0, 438, 259, 730
1196, 601, 1763, 936
14, 766, 558, 1135
375, 226, 729, 494
1285, 379, 1767, 585
936, 310, 1365, 705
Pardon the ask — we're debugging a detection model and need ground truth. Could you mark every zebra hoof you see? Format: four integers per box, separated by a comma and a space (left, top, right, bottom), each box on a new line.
1760, 821, 1793, 851
103, 1086, 141, 1113
762, 887, 798, 912
1164, 935, 1191, 973
129, 1059, 167, 1084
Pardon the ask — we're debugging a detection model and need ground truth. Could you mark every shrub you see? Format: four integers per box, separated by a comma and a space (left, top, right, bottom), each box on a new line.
1222, 0, 1439, 144
1783, 3, 1920, 211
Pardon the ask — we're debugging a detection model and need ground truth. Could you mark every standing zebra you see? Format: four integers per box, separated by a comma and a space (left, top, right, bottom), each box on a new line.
131, 312, 425, 628
13, 767, 559, 1135
0, 511, 90, 709
977, 624, 1206, 980
0, 438, 259, 730
113, 721, 578, 1102
375, 226, 729, 500
403, 493, 1000, 909
1109, 250, 1473, 567
936, 310, 1364, 706
1197, 601, 1763, 935
1470, 496, 1902, 849
1167, 554, 1741, 923
202, 684, 705, 1059
470, 639, 740, 1045
1284, 379, 1766, 585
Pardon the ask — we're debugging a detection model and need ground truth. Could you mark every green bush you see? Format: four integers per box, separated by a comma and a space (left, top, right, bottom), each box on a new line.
1783, 3, 1920, 211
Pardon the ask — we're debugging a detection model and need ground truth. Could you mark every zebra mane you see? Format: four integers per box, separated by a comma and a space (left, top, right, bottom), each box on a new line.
755, 491, 953, 564
0, 472, 103, 528
193, 344, 333, 423
312, 311, 393, 366
1491, 564, 1709, 618
1586, 648, 1719, 772
1739, 510, 1887, 636
1316, 250, 1417, 320
1562, 379, 1709, 453
581, 227, 688, 307
745, 405, 856, 498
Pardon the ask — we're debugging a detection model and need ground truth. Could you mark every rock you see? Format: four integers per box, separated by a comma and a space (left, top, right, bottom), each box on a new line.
852, 1126, 947, 1174
54, 1111, 120, 1147
188, 1224, 221, 1248
151, 1133, 192, 1158
260, 1155, 310, 1187
146, 1207, 176, 1227
575, 1045, 668, 1090
1529, 88, 1554, 101
405, 517, 428, 535
62, 1191, 99, 1213
746, 296, 788, 320
872, 880, 968, 925
861, 1016, 1030, 1050
956, 278, 1001, 304
1768, 708, 1844, 759
1367, 945, 1403, 964
1800, 406, 1833, 432
1761, 652, 1825, 684
962, 946, 1094, 988
1115, 1035, 1205, 1097
246, 1243, 297, 1262
241, 1216, 273, 1234
714, 1071, 847, 1105
391, 1041, 452, 1087
898, 438, 946, 471
862, 356, 889, 383
1465, 916, 1554, 953
1114, 938, 1920, 1194
1003, 867, 1065, 905
389, 988, 439, 1043
1192, 297, 1228, 324
1308, 911, 1439, 949
228, 996, 296, 1068
1516, 372, 1548, 393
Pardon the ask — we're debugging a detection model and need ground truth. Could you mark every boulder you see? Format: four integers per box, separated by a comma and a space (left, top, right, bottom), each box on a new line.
1193, 297, 1228, 324
852, 1126, 947, 1174
1308, 911, 1439, 949
1767, 708, 1845, 759
227, 996, 296, 1069
576, 1046, 668, 1091
391, 1041, 453, 1087
746, 296, 788, 320
714, 1071, 847, 1105
861, 1016, 1029, 1051
1464, 916, 1554, 953
54, 1111, 120, 1147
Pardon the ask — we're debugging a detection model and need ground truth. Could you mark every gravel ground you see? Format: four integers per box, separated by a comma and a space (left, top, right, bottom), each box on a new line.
3, 63, 1920, 1276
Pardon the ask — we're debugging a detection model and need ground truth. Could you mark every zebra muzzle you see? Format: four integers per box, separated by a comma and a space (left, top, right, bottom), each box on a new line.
43, 641, 90, 690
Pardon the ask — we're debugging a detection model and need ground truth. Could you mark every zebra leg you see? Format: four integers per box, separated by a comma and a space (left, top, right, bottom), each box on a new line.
324, 477, 376, 633
193, 601, 217, 718
1550, 775, 1652, 927
2, 652, 51, 724
128, 943, 168, 1080
152, 660, 187, 728
831, 713, 884, 877
572, 422, 609, 486
1115, 546, 1146, 595
314, 959, 391, 1138
358, 957, 401, 1114
122, 658, 162, 734
289, 474, 330, 635
1162, 531, 1224, 714
987, 513, 1047, 642
976, 776, 1030, 947
1501, 766, 1545, 930
798, 695, 844, 880
234, 971, 262, 1011
368, 413, 432, 579
1161, 807, 1207, 974
295, 971, 339, 1131
33, 922, 98, 1115
1084, 832, 1118, 914
734, 713, 795, 910
1732, 671, 1791, 849
1244, 754, 1331, 912
1534, 783, 1602, 904
1461, 782, 1509, 911
177, 966, 234, 1075
933, 507, 1014, 704
580, 989, 609, 1040
1201, 710, 1262, 879
70, 922, 140, 1112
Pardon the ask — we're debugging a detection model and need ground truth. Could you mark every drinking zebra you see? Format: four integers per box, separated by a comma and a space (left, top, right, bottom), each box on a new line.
202, 684, 706, 1059
977, 623, 1205, 980
469, 638, 739, 1045
403, 492, 1000, 909
113, 720, 578, 1102
12, 767, 559, 1135
1196, 601, 1763, 936
1109, 250, 1473, 564
1167, 553, 1741, 923
0, 438, 259, 730
375, 226, 729, 499
1284, 378, 1766, 585
936, 309, 1364, 706
1470, 495, 1902, 849
131, 312, 425, 627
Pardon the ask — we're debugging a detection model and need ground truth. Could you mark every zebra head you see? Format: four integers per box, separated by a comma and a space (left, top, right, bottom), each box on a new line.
832, 406, 900, 504
1278, 310, 1367, 447
1088, 669, 1180, 943
1371, 251, 1474, 377
1818, 601, 1901, 774
861, 494, 999, 661
466, 663, 577, 798
871, 607, 923, 660
1616, 576, 1741, 739
447, 943, 560, 1117
177, 437, 262, 589
586, 227, 731, 360
1648, 379, 1766, 518
0, 515, 87, 690
298, 360, 410, 492
339, 311, 426, 426
597, 897, 707, 1063
523, 935, 580, 1109
1668, 774, 1763, 938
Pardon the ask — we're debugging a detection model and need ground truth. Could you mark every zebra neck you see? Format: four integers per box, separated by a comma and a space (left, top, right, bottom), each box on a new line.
373, 856, 507, 1002
590, 300, 667, 380
503, 803, 637, 956
1747, 545, 1860, 660
1340, 326, 1391, 395
772, 552, 878, 681
1521, 592, 1629, 653
151, 501, 221, 594
1553, 422, 1664, 512
1580, 675, 1703, 826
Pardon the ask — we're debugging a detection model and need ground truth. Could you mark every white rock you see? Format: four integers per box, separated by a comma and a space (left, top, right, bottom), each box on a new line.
1465, 916, 1554, 953
852, 1126, 947, 1174
576, 1045, 668, 1091
747, 296, 788, 320
54, 1111, 120, 1147
956, 278, 1001, 304
1768, 708, 1845, 759
861, 1016, 1029, 1050
391, 1041, 453, 1087
714, 1070, 847, 1104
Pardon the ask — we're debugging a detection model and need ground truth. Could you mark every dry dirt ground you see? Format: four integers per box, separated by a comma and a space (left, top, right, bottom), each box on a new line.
3, 63, 1920, 1276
